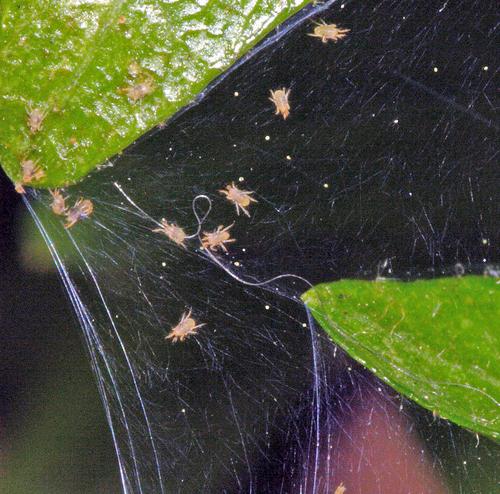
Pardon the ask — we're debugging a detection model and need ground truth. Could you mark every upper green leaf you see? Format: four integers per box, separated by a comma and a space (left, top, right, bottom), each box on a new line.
302, 276, 500, 440
0, 0, 311, 188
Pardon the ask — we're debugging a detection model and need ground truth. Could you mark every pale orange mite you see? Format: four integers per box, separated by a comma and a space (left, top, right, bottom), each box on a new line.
120, 79, 156, 102
64, 198, 94, 228
334, 482, 346, 494
20, 159, 45, 184
119, 63, 156, 102
26, 106, 47, 134
153, 219, 188, 248
49, 189, 68, 216
269, 87, 291, 119
308, 21, 350, 43
165, 309, 205, 343
14, 183, 25, 194
219, 182, 257, 217
201, 224, 235, 252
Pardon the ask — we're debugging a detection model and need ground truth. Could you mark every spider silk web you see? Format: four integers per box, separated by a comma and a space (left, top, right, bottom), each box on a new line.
24, 1, 499, 492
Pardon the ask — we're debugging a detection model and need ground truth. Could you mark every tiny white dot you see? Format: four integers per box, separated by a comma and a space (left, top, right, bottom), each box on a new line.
483, 66, 488, 71
341, 3, 345, 8
265, 135, 270, 141
161, 261, 166, 267
233, 144, 237, 147
181, 408, 186, 413
433, 67, 438, 73
302, 323, 307, 328
234, 261, 240, 267
286, 155, 292, 160
242, 248, 246, 252
234, 91, 239, 96
238, 176, 244, 182
323, 183, 329, 188
481, 238, 488, 245
265, 305, 270, 310
393, 119, 399, 124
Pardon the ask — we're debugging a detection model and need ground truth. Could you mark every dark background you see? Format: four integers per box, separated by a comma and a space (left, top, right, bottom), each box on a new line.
0, 170, 120, 492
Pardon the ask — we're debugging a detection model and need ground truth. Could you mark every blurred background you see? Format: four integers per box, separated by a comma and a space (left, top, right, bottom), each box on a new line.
0, 169, 120, 493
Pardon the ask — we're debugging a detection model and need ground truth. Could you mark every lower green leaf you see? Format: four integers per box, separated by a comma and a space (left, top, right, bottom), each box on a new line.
302, 276, 500, 440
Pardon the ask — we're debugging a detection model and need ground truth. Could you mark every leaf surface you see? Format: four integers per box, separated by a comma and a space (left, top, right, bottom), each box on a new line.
303, 276, 500, 440
0, 0, 312, 187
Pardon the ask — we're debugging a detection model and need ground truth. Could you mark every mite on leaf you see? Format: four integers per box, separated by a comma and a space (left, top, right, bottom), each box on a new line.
308, 21, 350, 43
14, 183, 25, 194
269, 87, 291, 119
64, 198, 94, 229
16, 159, 45, 192
120, 78, 156, 102
219, 182, 257, 217
166, 309, 205, 343
26, 106, 47, 134
153, 219, 188, 248
119, 62, 156, 102
201, 224, 236, 252
49, 189, 68, 215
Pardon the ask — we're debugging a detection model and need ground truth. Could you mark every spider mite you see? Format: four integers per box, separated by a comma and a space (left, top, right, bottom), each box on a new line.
269, 87, 291, 119
334, 482, 346, 494
165, 309, 205, 343
120, 78, 156, 102
119, 62, 156, 102
49, 189, 68, 216
20, 159, 45, 184
308, 21, 350, 43
14, 183, 26, 194
201, 224, 236, 252
64, 197, 94, 228
152, 219, 188, 248
26, 105, 47, 134
219, 182, 257, 217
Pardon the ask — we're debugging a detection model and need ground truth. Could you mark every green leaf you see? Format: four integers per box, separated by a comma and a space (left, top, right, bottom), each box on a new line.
0, 0, 312, 188
302, 276, 500, 440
